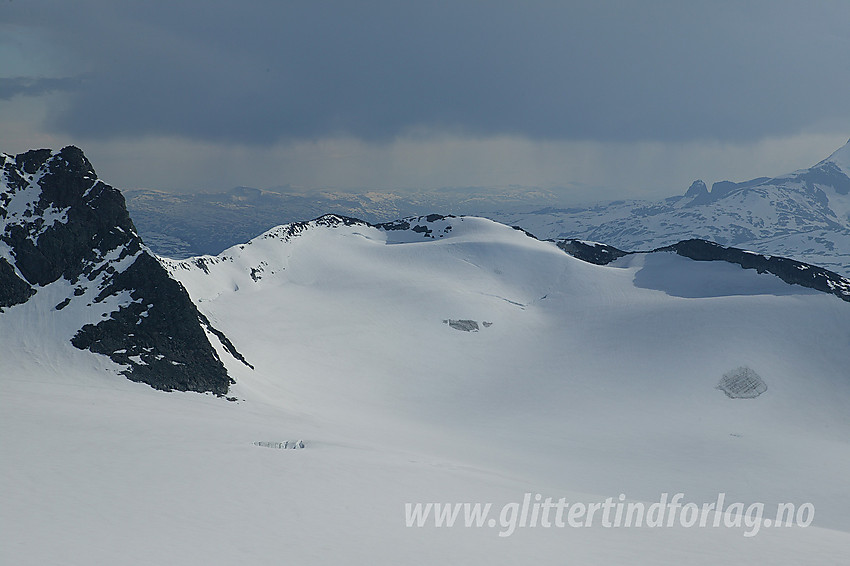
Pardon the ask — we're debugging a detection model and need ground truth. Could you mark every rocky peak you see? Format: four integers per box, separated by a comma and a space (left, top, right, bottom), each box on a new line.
1, 146, 247, 395
2, 147, 138, 287
684, 180, 708, 199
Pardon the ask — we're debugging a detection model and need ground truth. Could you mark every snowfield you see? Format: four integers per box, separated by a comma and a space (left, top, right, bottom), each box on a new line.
3, 215, 850, 565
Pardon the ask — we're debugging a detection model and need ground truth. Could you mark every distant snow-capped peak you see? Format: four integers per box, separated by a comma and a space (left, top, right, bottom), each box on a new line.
484, 137, 850, 276
819, 137, 850, 173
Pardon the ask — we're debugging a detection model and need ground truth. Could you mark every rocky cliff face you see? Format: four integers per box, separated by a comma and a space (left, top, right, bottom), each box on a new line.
0, 146, 243, 394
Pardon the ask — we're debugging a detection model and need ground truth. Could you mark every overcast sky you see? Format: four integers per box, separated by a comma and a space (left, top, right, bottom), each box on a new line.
2, 1, 849, 201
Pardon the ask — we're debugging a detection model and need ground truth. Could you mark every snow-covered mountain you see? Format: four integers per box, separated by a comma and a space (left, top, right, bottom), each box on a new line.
489, 139, 850, 276
4, 150, 850, 565
124, 185, 559, 258
0, 147, 246, 394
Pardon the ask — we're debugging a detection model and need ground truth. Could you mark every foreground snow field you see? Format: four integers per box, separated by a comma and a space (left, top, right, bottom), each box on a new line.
3, 215, 850, 564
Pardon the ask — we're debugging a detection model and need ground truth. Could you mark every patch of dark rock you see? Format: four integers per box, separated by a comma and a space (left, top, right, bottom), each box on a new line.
554, 239, 629, 265
3, 148, 140, 288
377, 219, 410, 231
254, 440, 305, 449
377, 214, 456, 233
512, 225, 538, 239
198, 311, 254, 370
310, 214, 365, 228
716, 367, 767, 399
15, 148, 52, 175
412, 225, 432, 235
71, 253, 237, 394
443, 319, 480, 332
193, 257, 210, 274
0, 257, 35, 307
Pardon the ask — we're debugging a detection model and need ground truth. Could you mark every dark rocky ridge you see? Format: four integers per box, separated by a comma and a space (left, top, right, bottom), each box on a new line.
659, 239, 850, 303
1, 146, 244, 394
554, 237, 850, 303
554, 239, 629, 265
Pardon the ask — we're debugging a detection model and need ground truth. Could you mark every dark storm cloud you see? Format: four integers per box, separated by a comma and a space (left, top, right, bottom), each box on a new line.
6, 0, 850, 144
0, 77, 79, 100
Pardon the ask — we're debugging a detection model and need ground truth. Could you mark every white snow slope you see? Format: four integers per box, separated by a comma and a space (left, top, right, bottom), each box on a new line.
3, 214, 850, 565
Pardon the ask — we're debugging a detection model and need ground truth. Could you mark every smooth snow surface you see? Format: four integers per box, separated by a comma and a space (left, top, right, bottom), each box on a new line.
4, 216, 850, 565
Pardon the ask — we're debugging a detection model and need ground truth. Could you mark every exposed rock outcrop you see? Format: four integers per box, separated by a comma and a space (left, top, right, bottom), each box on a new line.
1, 146, 244, 394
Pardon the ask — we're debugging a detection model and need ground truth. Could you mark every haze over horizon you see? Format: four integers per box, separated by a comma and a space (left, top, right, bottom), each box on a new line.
2, 1, 849, 202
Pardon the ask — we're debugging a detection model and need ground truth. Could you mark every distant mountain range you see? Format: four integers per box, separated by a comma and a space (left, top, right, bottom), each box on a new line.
490, 139, 850, 276
125, 139, 850, 276
123, 185, 560, 258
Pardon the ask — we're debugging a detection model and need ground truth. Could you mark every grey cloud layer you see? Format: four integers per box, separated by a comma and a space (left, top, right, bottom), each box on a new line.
6, 0, 850, 144
0, 77, 79, 100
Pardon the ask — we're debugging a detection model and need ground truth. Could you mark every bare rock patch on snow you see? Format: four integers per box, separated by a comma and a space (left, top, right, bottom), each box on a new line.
716, 367, 767, 399
444, 319, 479, 332
254, 440, 305, 450
443, 319, 493, 332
